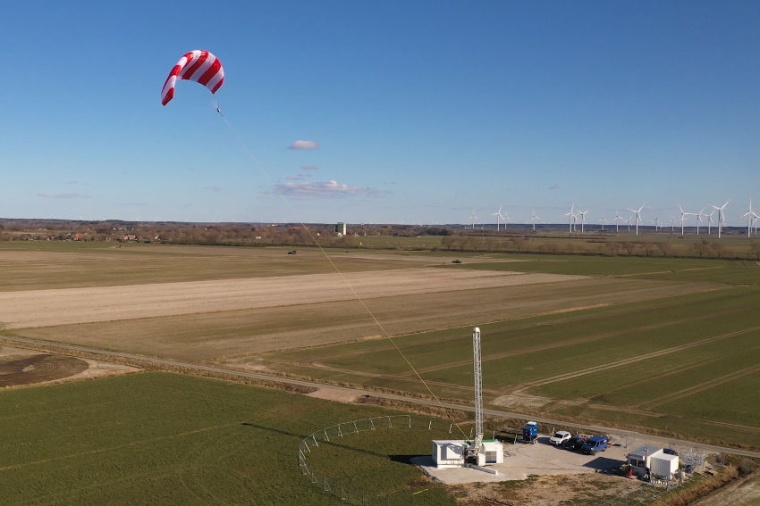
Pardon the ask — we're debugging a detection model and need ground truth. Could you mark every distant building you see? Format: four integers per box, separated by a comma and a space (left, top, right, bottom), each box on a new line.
335, 222, 346, 236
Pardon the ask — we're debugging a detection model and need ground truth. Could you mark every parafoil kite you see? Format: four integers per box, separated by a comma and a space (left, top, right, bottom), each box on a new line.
161, 50, 225, 106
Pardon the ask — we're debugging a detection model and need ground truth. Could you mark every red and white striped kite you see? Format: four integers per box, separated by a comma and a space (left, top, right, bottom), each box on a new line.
161, 50, 225, 106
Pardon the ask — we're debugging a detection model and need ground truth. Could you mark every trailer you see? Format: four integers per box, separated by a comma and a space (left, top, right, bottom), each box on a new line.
522, 421, 539, 444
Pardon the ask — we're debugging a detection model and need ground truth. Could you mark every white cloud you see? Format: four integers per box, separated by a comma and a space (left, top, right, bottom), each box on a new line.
288, 140, 319, 150
274, 180, 383, 198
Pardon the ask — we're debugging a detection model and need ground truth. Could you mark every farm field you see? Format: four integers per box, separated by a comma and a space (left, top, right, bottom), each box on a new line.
0, 372, 457, 505
1, 242, 759, 451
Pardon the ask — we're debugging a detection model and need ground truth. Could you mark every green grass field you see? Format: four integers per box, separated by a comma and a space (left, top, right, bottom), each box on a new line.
0, 372, 456, 506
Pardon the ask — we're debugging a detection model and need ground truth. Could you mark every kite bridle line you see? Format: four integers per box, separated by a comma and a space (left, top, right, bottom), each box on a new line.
217, 108, 469, 439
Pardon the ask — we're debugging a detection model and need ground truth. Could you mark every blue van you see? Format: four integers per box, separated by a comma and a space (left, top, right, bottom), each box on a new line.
581, 435, 608, 455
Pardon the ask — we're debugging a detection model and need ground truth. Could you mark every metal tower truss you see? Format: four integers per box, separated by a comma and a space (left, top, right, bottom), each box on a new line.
469, 326, 484, 457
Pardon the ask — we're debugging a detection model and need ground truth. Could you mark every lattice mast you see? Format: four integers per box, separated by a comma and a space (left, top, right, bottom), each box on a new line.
470, 326, 484, 456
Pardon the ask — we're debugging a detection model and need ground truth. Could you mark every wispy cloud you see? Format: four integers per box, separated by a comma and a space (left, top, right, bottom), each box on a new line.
37, 193, 91, 199
549, 183, 560, 191
274, 180, 384, 198
288, 140, 319, 150
286, 173, 312, 181
301, 164, 318, 171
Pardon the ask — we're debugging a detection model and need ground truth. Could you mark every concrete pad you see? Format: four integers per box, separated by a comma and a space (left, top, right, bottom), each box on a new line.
415, 437, 630, 484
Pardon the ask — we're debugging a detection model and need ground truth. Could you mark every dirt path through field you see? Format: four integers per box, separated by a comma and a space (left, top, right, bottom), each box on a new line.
0, 269, 582, 329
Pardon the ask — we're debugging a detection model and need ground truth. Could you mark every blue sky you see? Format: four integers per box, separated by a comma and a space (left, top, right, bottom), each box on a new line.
2, 1, 759, 226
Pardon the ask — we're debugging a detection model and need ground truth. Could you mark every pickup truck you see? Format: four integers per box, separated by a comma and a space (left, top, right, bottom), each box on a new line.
581, 435, 608, 455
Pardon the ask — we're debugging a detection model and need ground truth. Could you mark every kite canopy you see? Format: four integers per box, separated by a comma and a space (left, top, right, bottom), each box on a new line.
161, 50, 225, 106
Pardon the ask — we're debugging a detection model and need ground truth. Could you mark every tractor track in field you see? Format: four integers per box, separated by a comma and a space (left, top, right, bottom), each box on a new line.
514, 325, 760, 392
636, 362, 760, 411
393, 309, 736, 378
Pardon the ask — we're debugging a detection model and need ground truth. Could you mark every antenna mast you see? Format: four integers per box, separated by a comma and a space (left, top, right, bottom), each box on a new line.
470, 326, 483, 456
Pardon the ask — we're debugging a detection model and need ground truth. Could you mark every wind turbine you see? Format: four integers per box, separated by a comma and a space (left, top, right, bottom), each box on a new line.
530, 210, 540, 232
743, 200, 758, 238
695, 209, 706, 235
578, 209, 590, 234
653, 216, 660, 232
564, 203, 577, 233
600, 216, 607, 231
707, 209, 715, 235
614, 210, 624, 233
678, 205, 693, 237
629, 204, 645, 236
710, 200, 730, 239
469, 209, 478, 229
491, 205, 506, 231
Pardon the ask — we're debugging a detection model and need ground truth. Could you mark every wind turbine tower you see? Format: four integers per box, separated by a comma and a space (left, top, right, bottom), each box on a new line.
578, 209, 590, 234
530, 210, 540, 232
470, 209, 478, 229
678, 206, 692, 237
564, 203, 577, 233
629, 204, 645, 236
711, 200, 730, 239
491, 206, 505, 231
695, 209, 706, 235
743, 200, 758, 238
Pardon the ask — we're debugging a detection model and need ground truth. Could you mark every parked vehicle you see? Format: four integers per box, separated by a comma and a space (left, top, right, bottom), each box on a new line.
563, 436, 586, 452
581, 435, 609, 455
549, 430, 572, 446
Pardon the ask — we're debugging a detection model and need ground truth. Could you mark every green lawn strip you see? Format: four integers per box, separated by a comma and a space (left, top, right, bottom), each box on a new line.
0, 372, 455, 506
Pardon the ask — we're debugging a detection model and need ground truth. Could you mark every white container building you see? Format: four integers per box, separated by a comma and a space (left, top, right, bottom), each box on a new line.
431, 439, 504, 468
650, 453, 680, 480
431, 440, 466, 468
